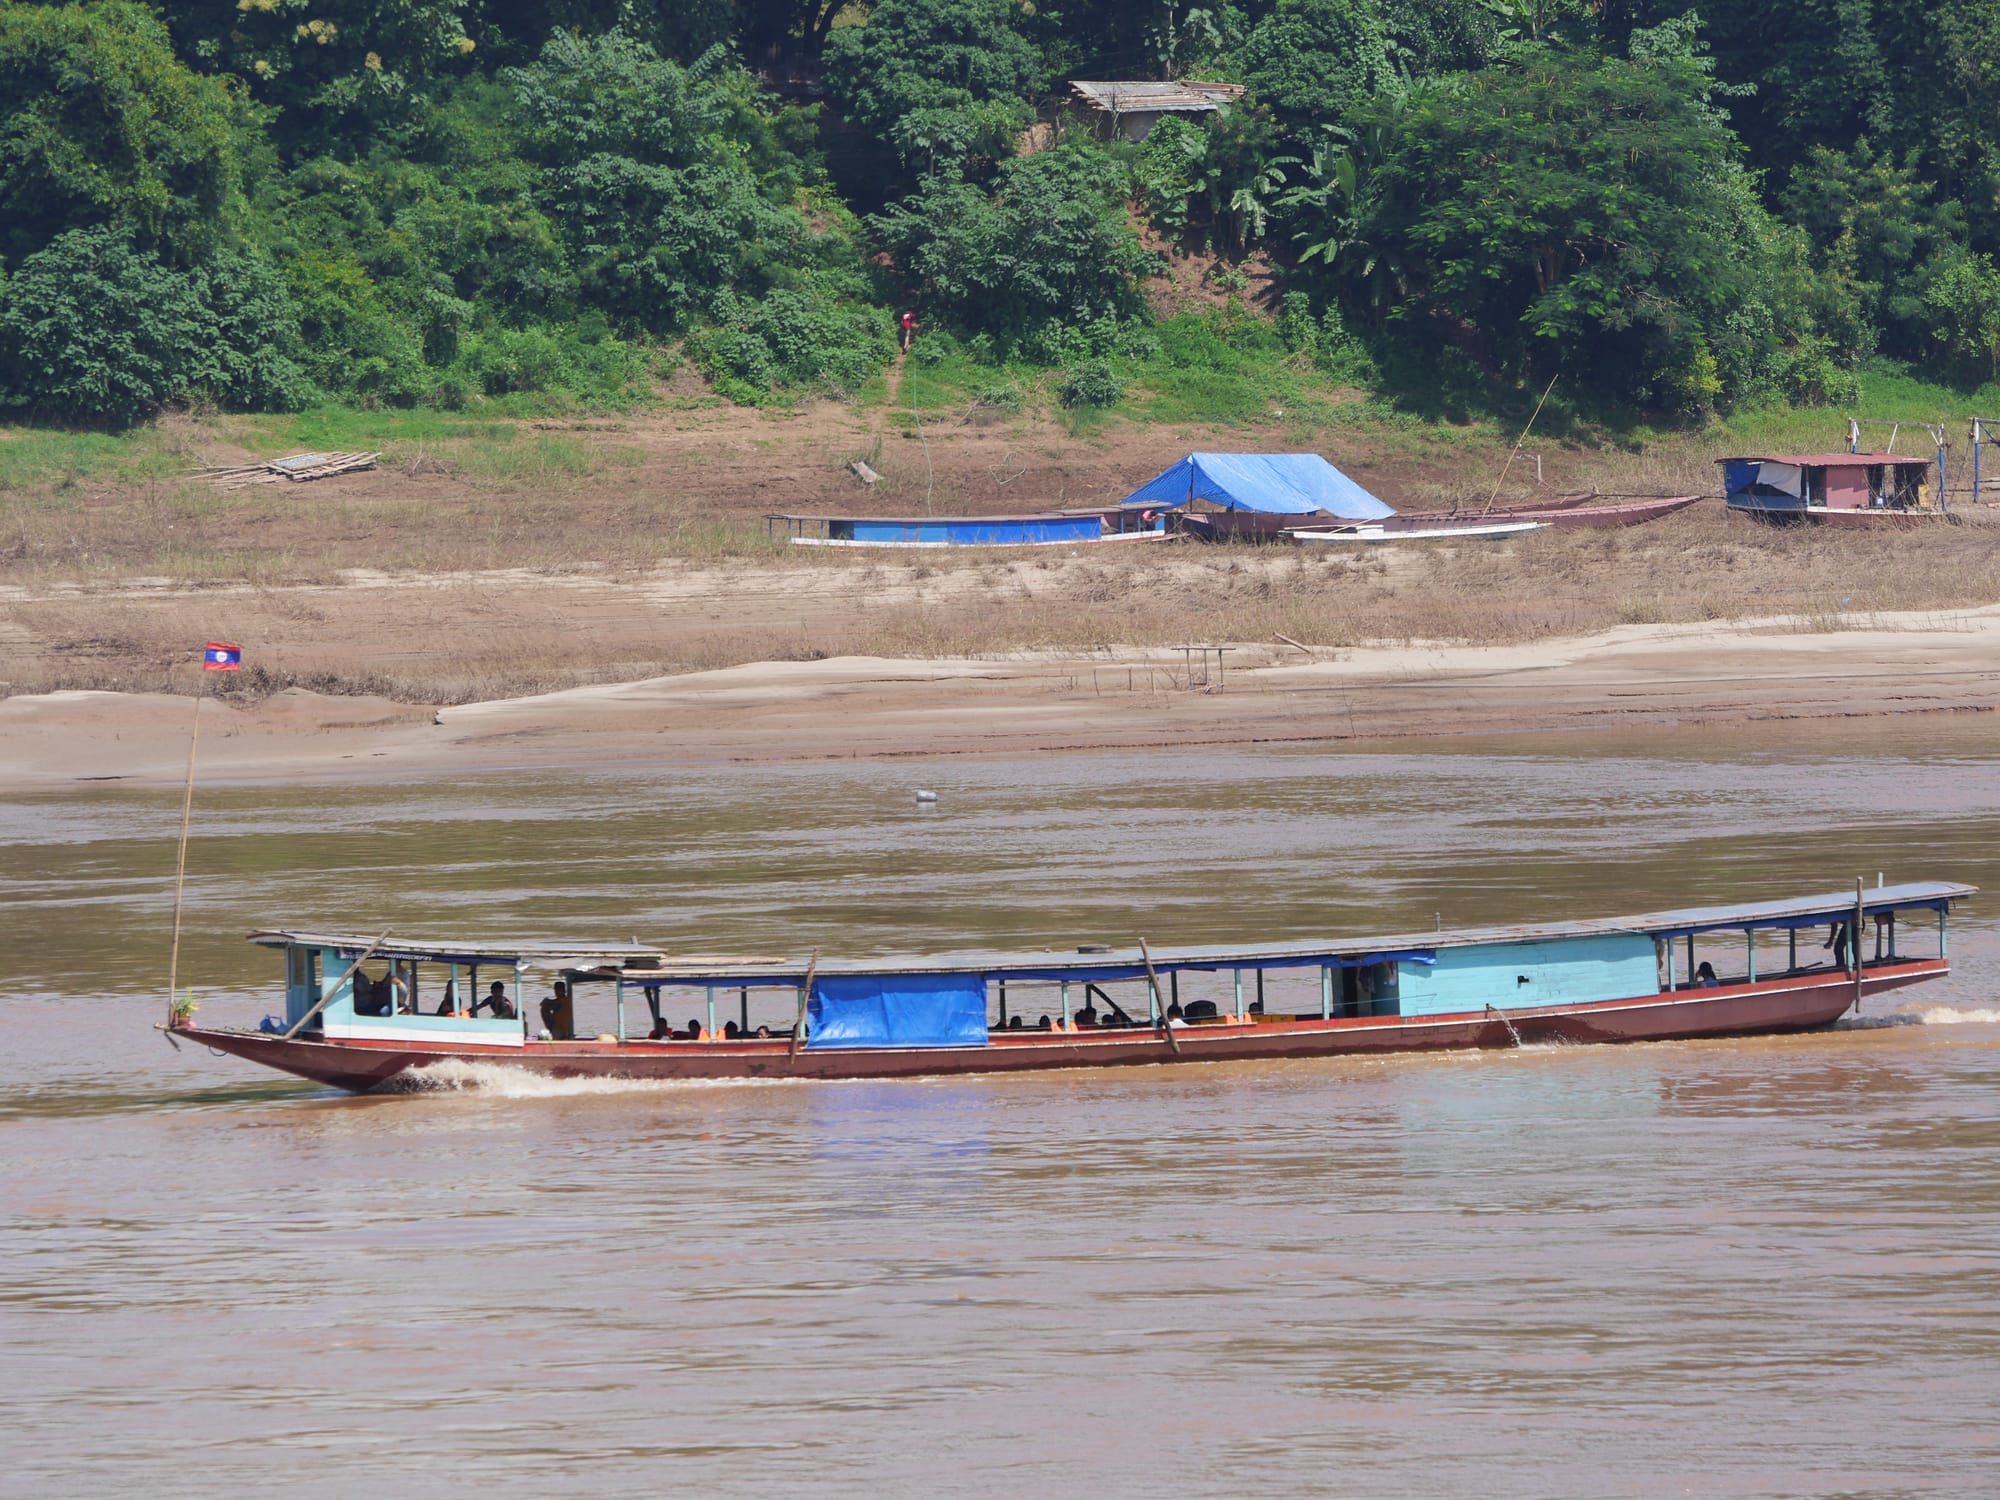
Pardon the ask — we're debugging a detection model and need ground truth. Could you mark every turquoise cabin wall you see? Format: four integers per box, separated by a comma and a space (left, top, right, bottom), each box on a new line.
1398, 935, 1657, 1017
283, 945, 355, 1026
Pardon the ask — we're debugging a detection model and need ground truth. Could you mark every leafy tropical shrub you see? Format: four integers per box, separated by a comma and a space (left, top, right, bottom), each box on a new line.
1059, 359, 1124, 408
449, 323, 650, 401
0, 228, 312, 422
280, 248, 434, 404
688, 283, 895, 403
871, 140, 1158, 351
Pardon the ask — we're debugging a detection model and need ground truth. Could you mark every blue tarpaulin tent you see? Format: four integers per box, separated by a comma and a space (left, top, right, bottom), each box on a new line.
1122, 453, 1395, 519
806, 973, 990, 1049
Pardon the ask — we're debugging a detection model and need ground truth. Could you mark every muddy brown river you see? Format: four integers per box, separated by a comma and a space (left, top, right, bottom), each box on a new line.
5, 719, 1999, 1496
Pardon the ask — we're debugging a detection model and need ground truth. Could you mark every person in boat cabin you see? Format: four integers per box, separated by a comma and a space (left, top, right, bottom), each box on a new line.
681, 1017, 703, 1040
473, 981, 517, 1019
353, 969, 396, 1016
1073, 999, 1099, 1027
539, 982, 574, 1039
1823, 921, 1851, 970
434, 979, 460, 1016
1695, 962, 1721, 989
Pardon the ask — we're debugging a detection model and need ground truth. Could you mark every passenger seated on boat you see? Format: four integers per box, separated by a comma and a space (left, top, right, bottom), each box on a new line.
1101, 998, 1134, 1026
1695, 962, 1721, 989
680, 1017, 703, 1040
1037, 1014, 1052, 1030
435, 980, 460, 1016
1182, 999, 1219, 1021
648, 1019, 670, 1040
755, 1025, 772, 1038
1007, 1015, 1024, 1029
473, 982, 517, 1019
353, 972, 393, 1017
1073, 1003, 1099, 1027
724, 1020, 741, 1038
1166, 1001, 1184, 1021
539, 981, 575, 1040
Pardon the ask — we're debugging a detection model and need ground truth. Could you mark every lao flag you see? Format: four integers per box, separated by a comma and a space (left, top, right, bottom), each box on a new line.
203, 641, 242, 671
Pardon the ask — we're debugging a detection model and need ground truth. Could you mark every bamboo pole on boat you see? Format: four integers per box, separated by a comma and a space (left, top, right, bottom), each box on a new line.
1137, 940, 1181, 1054
1853, 878, 1866, 1012
1480, 375, 1559, 514
282, 930, 393, 1040
164, 676, 206, 1027
789, 948, 819, 1058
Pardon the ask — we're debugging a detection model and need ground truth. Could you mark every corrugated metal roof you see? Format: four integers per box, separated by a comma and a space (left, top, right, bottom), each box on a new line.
1718, 453, 1930, 467
248, 882, 1973, 982
1070, 80, 1245, 113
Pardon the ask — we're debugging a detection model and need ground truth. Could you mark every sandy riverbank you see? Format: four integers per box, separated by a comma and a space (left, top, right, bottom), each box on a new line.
5, 607, 1994, 789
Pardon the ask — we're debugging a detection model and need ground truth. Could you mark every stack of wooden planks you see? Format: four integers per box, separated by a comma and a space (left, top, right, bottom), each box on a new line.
196, 451, 381, 489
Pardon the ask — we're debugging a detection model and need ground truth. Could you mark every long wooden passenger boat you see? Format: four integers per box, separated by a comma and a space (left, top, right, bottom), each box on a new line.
1473, 492, 1704, 528
766, 505, 1172, 548
174, 883, 1971, 1094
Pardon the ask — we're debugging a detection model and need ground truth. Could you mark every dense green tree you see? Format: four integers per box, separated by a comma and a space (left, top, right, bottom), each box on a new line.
0, 1, 246, 268
870, 138, 1157, 349
507, 30, 799, 328
155, 0, 478, 145
823, 0, 1044, 150
1377, 0, 1497, 74
1778, 138, 1969, 360
1356, 38, 1804, 408
739, 0, 848, 63
1913, 242, 2000, 378
1235, 0, 1390, 135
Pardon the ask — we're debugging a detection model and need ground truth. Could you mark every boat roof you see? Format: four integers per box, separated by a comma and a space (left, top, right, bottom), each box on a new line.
248, 931, 667, 967
250, 882, 1972, 984
1718, 453, 1929, 467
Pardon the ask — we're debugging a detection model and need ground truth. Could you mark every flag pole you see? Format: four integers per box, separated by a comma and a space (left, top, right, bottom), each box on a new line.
165, 668, 205, 1028
166, 641, 238, 1029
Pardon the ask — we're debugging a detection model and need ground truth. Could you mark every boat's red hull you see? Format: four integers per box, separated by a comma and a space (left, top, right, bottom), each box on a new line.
178, 962, 1943, 1094
1480, 493, 1704, 528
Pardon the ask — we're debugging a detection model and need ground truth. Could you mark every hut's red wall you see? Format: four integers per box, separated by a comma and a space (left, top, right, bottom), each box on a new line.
1824, 465, 1869, 509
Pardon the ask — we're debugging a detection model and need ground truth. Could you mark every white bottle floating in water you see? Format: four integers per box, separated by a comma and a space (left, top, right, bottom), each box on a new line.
915, 789, 939, 803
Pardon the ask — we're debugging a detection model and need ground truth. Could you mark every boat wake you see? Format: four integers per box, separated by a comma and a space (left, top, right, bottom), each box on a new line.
383, 1059, 787, 1098
1840, 1005, 2000, 1030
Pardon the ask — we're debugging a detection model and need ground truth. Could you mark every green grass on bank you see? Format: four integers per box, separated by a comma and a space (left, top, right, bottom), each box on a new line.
0, 406, 651, 495
8, 341, 2000, 502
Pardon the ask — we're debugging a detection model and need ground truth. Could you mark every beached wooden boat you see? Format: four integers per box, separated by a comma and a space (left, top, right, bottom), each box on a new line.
174, 883, 1970, 1093
767, 505, 1173, 548
1290, 519, 1541, 544
1476, 492, 1705, 528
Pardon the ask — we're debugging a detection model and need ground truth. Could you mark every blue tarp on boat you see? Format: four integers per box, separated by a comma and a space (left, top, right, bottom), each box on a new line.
1122, 453, 1396, 519
806, 973, 989, 1049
